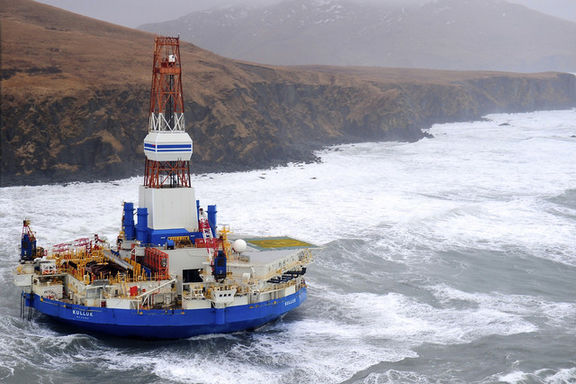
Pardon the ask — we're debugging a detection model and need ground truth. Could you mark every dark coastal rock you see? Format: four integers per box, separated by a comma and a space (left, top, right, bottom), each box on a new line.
1, 0, 575, 186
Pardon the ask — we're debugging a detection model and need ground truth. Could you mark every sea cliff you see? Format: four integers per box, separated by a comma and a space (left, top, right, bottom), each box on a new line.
1, 0, 575, 186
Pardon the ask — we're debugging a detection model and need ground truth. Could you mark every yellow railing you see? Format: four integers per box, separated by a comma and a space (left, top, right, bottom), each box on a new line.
47, 245, 171, 286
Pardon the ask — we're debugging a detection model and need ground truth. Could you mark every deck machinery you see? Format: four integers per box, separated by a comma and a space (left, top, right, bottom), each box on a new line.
14, 37, 314, 339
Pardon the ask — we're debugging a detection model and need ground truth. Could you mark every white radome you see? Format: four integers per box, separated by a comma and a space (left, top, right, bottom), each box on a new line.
232, 239, 247, 253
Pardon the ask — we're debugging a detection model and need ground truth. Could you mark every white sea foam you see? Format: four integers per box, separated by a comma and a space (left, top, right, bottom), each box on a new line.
429, 285, 576, 330
497, 367, 576, 384
314, 289, 536, 344
1, 109, 575, 383
361, 370, 444, 384
2, 110, 575, 257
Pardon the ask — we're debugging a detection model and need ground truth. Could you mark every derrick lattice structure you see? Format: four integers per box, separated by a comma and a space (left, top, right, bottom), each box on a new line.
144, 36, 191, 188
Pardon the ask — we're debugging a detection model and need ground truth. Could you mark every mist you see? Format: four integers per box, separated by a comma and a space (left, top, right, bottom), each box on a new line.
35, 0, 576, 27
35, 0, 281, 27
508, 0, 576, 22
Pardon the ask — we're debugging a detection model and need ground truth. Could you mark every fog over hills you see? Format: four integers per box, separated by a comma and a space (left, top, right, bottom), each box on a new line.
139, 0, 576, 72
35, 0, 576, 27
508, 0, 576, 23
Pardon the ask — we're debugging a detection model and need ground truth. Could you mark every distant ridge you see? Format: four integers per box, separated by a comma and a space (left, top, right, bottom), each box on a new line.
140, 0, 576, 72
1, 0, 575, 186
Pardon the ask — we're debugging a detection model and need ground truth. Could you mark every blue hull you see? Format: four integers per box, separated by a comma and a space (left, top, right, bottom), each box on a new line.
23, 287, 307, 339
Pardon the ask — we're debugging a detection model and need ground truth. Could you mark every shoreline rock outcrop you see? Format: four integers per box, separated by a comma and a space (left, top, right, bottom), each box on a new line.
1, 0, 575, 187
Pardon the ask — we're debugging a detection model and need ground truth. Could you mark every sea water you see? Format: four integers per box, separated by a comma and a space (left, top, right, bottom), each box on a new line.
0, 109, 575, 383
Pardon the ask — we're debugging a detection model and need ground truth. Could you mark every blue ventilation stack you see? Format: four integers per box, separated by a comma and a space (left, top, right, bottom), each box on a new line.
136, 208, 149, 244
207, 205, 217, 237
123, 203, 135, 240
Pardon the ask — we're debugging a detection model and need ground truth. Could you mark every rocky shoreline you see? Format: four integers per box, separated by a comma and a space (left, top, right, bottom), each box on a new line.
2, 1, 575, 188
3, 72, 575, 187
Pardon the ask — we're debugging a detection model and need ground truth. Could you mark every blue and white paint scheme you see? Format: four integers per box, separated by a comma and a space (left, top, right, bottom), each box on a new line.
143, 131, 193, 162
21, 286, 307, 339
14, 221, 314, 339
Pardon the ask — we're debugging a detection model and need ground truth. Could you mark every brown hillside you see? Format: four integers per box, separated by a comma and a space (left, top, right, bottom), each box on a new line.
1, 0, 575, 186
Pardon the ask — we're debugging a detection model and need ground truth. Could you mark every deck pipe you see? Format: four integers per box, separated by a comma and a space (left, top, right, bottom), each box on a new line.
136, 208, 149, 244
207, 205, 217, 237
123, 202, 135, 240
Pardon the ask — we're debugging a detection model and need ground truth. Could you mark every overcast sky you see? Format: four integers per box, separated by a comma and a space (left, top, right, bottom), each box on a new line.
35, 0, 576, 27
35, 0, 278, 27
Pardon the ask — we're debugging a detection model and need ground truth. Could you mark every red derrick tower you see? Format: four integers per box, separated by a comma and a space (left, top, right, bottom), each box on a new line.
143, 36, 192, 189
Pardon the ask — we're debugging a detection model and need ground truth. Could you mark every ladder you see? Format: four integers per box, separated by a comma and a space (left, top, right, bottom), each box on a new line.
200, 217, 212, 240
